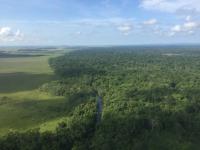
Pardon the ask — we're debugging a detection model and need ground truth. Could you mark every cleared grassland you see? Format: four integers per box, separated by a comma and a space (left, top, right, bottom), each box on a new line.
0, 73, 53, 93
0, 56, 53, 74
0, 91, 66, 136
0, 55, 66, 136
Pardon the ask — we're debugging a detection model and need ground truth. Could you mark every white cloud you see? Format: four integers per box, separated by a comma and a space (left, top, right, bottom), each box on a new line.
0, 27, 23, 42
185, 15, 192, 22
140, 0, 200, 13
183, 21, 198, 31
169, 21, 199, 36
171, 25, 182, 32
117, 24, 133, 35
143, 18, 157, 25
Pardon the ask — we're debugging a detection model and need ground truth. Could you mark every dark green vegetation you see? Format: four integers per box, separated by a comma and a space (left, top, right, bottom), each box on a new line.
1, 46, 200, 150
0, 73, 53, 93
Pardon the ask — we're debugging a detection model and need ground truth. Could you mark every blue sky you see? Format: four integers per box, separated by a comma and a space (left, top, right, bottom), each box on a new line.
0, 0, 200, 45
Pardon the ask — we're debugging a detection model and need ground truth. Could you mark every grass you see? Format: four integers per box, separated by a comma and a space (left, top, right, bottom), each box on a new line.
39, 117, 69, 133
0, 90, 66, 136
0, 73, 54, 93
0, 56, 53, 74
0, 55, 55, 93
0, 53, 68, 136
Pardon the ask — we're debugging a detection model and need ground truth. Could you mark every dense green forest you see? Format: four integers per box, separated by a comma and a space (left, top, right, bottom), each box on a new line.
1, 46, 200, 150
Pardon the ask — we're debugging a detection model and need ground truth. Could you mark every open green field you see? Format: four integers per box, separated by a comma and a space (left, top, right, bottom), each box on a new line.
0, 54, 66, 136
0, 55, 54, 94
0, 56, 53, 74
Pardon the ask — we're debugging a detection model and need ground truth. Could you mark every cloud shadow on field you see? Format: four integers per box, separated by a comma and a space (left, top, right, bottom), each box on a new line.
0, 72, 54, 93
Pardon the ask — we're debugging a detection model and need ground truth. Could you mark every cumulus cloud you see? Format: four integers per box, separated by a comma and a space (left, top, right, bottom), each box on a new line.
0, 27, 23, 42
143, 18, 157, 25
171, 25, 182, 32
117, 24, 133, 35
169, 21, 199, 36
183, 22, 198, 30
140, 0, 200, 14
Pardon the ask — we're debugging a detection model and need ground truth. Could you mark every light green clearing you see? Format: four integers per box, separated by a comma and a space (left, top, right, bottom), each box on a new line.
0, 55, 66, 136
0, 56, 53, 74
